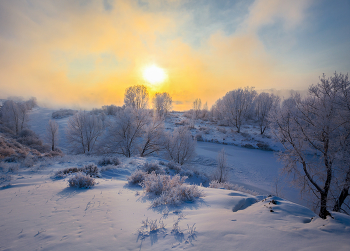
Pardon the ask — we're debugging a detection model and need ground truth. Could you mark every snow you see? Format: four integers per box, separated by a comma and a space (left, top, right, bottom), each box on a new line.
1, 164, 349, 250
1, 107, 349, 250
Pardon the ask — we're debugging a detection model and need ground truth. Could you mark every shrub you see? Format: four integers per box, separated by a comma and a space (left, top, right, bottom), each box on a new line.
256, 142, 273, 151
82, 163, 101, 178
127, 170, 148, 185
0, 162, 19, 173
141, 172, 203, 207
141, 162, 165, 174
152, 183, 203, 207
217, 127, 227, 134
0, 173, 12, 184
195, 133, 204, 142
55, 167, 80, 178
163, 126, 196, 165
52, 109, 77, 119
55, 164, 101, 178
242, 144, 255, 149
68, 173, 95, 188
97, 157, 121, 166
43, 150, 64, 158
166, 161, 182, 174
22, 154, 35, 167
17, 129, 51, 153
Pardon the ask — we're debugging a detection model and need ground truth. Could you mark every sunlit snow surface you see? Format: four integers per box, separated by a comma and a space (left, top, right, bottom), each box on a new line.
1, 162, 349, 250
0, 108, 348, 250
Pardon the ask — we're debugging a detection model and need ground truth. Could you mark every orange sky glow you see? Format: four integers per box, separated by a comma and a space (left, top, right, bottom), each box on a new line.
0, 0, 349, 110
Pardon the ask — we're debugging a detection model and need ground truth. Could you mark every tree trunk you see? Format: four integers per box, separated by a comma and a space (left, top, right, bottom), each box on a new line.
319, 192, 331, 219
333, 168, 350, 212
333, 187, 349, 212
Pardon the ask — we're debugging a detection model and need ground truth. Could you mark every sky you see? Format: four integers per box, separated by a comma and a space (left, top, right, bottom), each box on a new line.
0, 0, 349, 110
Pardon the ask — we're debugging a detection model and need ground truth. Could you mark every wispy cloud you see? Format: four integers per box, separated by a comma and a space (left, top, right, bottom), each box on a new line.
0, 0, 348, 109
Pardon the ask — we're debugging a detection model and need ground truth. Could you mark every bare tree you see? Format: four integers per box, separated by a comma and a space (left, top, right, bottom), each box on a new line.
152, 92, 173, 118
138, 118, 165, 157
0, 100, 28, 135
212, 148, 229, 183
66, 111, 104, 153
270, 73, 350, 219
109, 108, 150, 157
124, 85, 149, 110
221, 87, 257, 133
163, 126, 196, 165
254, 92, 280, 134
193, 98, 202, 119
331, 73, 350, 213
46, 120, 59, 151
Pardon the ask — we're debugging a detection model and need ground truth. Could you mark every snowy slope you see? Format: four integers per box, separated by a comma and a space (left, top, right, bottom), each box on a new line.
0, 161, 349, 251
0, 107, 346, 250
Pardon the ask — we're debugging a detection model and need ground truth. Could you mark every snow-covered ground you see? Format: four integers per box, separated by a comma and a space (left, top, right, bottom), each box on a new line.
1, 107, 349, 250
1, 158, 349, 250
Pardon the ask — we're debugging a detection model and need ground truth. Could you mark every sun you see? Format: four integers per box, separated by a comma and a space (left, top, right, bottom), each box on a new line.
142, 64, 167, 86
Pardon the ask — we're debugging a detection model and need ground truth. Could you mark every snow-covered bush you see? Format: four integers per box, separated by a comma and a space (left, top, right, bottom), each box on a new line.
152, 183, 203, 207
0, 172, 12, 184
97, 157, 120, 166
141, 172, 204, 207
195, 133, 204, 141
256, 142, 272, 151
42, 149, 64, 158
55, 164, 101, 178
22, 154, 35, 167
68, 173, 95, 188
17, 129, 51, 153
127, 170, 148, 185
165, 161, 182, 174
141, 162, 165, 174
0, 162, 19, 173
163, 126, 196, 165
55, 167, 80, 178
217, 127, 227, 134
81, 163, 101, 178
52, 109, 77, 119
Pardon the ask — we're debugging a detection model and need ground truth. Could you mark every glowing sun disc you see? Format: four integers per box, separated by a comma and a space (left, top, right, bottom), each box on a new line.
143, 65, 167, 85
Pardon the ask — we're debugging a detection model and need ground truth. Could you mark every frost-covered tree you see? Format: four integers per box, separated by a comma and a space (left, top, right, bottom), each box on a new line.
138, 118, 165, 157
163, 126, 196, 165
254, 92, 280, 134
46, 120, 59, 151
212, 148, 229, 183
271, 73, 350, 219
66, 111, 104, 153
193, 98, 202, 118
124, 85, 149, 110
330, 73, 350, 213
152, 92, 172, 118
108, 107, 150, 157
0, 100, 28, 135
221, 87, 257, 133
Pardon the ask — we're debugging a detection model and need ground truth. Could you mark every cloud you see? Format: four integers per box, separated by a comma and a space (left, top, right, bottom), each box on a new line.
0, 0, 337, 110
244, 0, 313, 32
